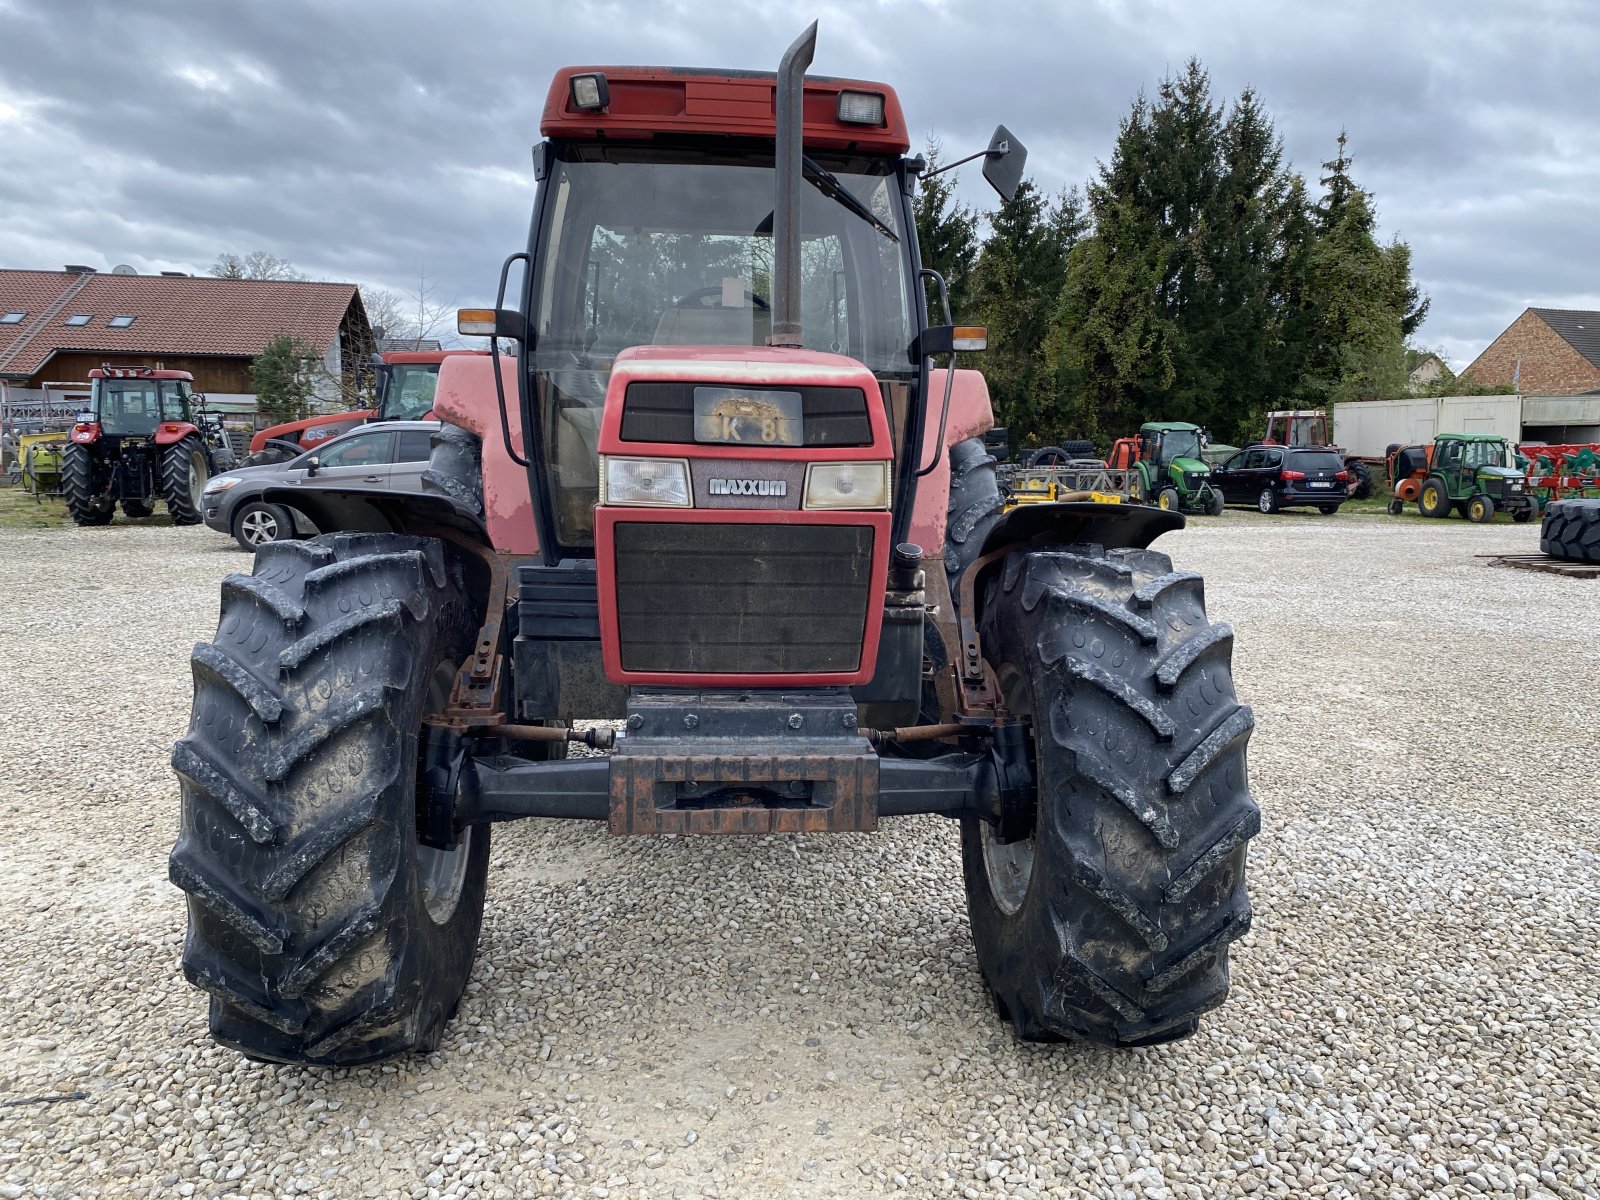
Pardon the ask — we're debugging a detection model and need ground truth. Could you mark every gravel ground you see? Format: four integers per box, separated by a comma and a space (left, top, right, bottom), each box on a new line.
0, 510, 1596, 1200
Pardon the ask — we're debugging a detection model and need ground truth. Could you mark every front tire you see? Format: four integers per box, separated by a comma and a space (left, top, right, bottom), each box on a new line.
169, 533, 490, 1065
1467, 494, 1495, 523
232, 501, 296, 551
61, 442, 113, 526
961, 546, 1257, 1046
1157, 487, 1180, 512
1205, 488, 1224, 517
162, 436, 208, 525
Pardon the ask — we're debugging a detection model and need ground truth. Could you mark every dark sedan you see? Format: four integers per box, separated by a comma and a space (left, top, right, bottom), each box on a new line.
202, 421, 438, 549
1210, 446, 1349, 514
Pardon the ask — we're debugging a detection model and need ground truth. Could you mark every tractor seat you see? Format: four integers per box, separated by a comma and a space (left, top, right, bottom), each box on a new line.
653, 303, 772, 347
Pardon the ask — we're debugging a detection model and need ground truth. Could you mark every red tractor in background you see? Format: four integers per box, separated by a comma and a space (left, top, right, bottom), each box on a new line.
244, 349, 474, 463
62, 367, 235, 525
169, 25, 1257, 1067
1259, 409, 1373, 499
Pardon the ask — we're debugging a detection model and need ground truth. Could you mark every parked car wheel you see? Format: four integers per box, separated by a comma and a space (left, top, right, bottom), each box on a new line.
1256, 487, 1278, 515
1318, 504, 1339, 515
231, 501, 296, 551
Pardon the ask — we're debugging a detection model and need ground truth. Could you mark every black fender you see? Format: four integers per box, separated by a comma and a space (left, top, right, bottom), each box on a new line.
260, 486, 491, 548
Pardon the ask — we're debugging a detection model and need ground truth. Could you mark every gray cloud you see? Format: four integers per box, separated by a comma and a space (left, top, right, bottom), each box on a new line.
0, 0, 1595, 368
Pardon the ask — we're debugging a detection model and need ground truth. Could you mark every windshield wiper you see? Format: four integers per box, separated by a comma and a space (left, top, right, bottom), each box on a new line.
802, 155, 899, 243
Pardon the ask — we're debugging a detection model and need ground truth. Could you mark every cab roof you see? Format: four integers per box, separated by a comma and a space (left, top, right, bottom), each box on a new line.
1141, 421, 1202, 432
541, 66, 909, 154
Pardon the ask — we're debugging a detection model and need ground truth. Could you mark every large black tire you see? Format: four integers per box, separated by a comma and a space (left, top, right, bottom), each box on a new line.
961, 546, 1257, 1046
421, 423, 485, 518
1346, 459, 1373, 500
1026, 441, 1096, 468
169, 533, 490, 1065
1417, 477, 1452, 518
1541, 499, 1600, 564
61, 442, 113, 526
944, 438, 1005, 591
162, 435, 208, 525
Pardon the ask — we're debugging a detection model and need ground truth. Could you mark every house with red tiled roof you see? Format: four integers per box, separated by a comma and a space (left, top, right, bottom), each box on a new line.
0, 266, 373, 426
1460, 307, 1600, 396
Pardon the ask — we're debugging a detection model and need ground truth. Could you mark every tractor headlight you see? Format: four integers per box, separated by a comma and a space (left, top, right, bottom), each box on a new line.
204, 475, 241, 494
802, 461, 890, 510
600, 456, 691, 507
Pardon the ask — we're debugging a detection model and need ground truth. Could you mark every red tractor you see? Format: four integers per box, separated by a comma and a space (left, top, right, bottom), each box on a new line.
169, 26, 1257, 1066
62, 367, 235, 525
244, 349, 473, 463
1259, 409, 1373, 499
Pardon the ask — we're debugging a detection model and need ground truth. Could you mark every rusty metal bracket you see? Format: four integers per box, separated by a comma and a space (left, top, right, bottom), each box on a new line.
420, 529, 518, 731
953, 544, 1015, 716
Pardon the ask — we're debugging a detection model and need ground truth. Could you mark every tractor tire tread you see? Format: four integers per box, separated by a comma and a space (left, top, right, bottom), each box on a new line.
422, 423, 485, 518
961, 545, 1257, 1046
169, 531, 488, 1066
61, 441, 113, 525
1540, 499, 1600, 564
162, 435, 205, 525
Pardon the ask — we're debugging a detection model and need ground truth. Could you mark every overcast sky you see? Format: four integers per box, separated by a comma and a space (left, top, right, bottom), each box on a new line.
1, 0, 1595, 368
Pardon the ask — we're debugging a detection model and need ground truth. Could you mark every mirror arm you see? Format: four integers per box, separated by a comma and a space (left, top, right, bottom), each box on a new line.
914, 147, 1003, 180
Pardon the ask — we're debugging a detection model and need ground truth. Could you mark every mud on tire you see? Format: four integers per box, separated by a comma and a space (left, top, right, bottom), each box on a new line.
1540, 498, 1600, 564
169, 532, 490, 1065
961, 545, 1258, 1046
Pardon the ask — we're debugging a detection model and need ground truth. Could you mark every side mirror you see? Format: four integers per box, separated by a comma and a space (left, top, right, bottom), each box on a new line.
982, 125, 1028, 202
305, 456, 321, 475
458, 307, 527, 342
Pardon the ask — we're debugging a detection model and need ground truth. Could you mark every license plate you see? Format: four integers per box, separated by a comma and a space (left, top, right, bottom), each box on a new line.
1309, 481, 1333, 488
693, 387, 803, 447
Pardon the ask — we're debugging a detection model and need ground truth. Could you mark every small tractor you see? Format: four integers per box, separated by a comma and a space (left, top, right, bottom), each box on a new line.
169, 26, 1257, 1066
245, 349, 470, 464
63, 367, 235, 525
1106, 421, 1224, 514
1386, 432, 1536, 523
1259, 408, 1373, 499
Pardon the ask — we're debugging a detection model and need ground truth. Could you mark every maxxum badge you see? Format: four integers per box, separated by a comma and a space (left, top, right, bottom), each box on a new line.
709, 478, 788, 497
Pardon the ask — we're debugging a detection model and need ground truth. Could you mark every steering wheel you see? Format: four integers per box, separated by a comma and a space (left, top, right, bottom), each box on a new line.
673, 286, 770, 310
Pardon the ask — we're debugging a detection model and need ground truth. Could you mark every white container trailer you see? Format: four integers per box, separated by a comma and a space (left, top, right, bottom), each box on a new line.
1333, 395, 1521, 459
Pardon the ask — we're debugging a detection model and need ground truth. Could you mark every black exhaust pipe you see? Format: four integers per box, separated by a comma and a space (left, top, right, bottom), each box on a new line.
768, 20, 817, 348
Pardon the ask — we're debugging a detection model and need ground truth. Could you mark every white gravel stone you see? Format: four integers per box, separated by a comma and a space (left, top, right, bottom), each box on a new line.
0, 513, 1596, 1200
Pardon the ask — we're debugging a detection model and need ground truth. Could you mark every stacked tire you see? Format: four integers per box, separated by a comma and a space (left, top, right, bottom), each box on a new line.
1540, 499, 1600, 564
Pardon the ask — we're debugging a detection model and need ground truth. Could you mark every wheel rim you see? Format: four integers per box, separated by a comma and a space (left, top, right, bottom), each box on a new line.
240, 509, 279, 546
1423, 485, 1439, 510
416, 661, 471, 924
188, 452, 208, 505
980, 666, 1036, 916
1471, 500, 1486, 520
1158, 492, 1171, 510
1258, 489, 1272, 513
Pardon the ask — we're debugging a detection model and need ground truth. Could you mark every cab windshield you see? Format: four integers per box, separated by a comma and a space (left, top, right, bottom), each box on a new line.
1151, 429, 1202, 464
528, 142, 917, 550
1461, 439, 1509, 469
382, 364, 439, 420
93, 379, 189, 436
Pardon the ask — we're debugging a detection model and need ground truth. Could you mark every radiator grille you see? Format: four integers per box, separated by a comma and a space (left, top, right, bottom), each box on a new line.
612, 522, 874, 674
620, 383, 873, 446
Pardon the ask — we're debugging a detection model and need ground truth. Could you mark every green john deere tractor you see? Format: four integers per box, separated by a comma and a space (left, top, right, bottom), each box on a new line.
1401, 433, 1537, 523
1108, 421, 1224, 515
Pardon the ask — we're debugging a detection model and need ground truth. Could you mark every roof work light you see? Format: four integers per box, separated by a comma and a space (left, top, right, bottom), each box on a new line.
835, 90, 884, 125
570, 73, 610, 111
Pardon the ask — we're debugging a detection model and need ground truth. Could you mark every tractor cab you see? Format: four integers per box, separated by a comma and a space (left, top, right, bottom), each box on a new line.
62, 367, 233, 525
1108, 421, 1221, 513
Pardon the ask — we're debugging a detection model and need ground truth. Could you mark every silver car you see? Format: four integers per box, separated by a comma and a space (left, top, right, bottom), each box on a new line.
202, 420, 438, 550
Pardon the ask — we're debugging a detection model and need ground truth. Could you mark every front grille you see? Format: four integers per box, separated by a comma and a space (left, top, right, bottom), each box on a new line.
620, 383, 873, 446
613, 522, 874, 674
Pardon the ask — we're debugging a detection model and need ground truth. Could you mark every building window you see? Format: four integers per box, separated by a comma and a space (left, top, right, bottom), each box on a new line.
64, 313, 92, 326
108, 315, 136, 328
0, 312, 24, 324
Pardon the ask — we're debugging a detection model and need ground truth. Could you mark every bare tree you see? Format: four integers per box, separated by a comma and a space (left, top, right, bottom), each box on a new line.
210, 251, 308, 281
362, 270, 455, 349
